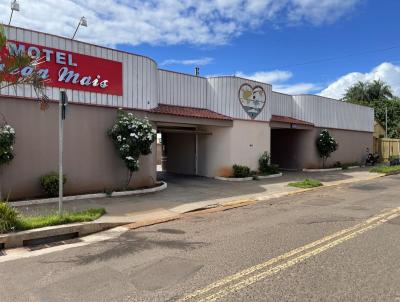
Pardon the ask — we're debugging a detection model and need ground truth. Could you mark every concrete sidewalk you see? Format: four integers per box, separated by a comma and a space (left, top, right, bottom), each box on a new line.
15, 168, 382, 224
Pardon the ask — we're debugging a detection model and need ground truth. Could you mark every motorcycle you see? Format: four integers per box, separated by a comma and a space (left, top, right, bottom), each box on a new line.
365, 153, 380, 166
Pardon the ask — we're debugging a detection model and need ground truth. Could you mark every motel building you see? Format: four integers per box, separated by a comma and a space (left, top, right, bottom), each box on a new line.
0, 26, 374, 200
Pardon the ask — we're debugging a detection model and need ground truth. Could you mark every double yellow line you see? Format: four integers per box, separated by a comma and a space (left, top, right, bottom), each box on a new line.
177, 207, 400, 302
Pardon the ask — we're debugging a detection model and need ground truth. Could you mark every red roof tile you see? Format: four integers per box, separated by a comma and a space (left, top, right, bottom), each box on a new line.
150, 104, 233, 121
271, 115, 314, 126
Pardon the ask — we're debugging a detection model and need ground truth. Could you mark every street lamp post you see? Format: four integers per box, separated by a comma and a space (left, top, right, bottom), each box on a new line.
59, 91, 68, 214
8, 0, 20, 26
71, 17, 88, 39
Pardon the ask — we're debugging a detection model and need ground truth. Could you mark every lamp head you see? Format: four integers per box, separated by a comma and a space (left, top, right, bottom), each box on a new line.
11, 0, 20, 12
80, 16, 88, 27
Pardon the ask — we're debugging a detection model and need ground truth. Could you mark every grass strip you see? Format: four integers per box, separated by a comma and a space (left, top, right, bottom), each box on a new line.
288, 178, 323, 189
370, 165, 400, 174
16, 208, 106, 231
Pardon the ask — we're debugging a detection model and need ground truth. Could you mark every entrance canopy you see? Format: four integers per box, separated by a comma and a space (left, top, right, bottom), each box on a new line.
149, 104, 233, 127
270, 115, 314, 130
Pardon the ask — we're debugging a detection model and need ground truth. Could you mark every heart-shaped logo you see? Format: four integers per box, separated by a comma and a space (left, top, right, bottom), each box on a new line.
238, 83, 266, 119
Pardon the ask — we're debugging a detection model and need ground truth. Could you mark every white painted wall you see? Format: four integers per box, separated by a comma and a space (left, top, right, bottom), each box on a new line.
292, 95, 374, 132
198, 120, 270, 177
158, 70, 208, 108
207, 76, 272, 122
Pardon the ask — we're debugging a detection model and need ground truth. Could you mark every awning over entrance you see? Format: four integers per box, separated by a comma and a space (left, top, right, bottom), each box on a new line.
270, 115, 314, 130
151, 104, 232, 120
149, 104, 233, 127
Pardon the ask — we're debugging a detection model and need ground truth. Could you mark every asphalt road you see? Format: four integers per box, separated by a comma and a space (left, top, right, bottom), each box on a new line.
1, 174, 400, 302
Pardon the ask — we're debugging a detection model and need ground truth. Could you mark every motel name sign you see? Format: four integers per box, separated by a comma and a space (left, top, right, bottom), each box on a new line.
2, 41, 123, 96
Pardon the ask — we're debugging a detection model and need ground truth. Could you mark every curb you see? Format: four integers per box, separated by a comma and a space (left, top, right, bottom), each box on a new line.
215, 173, 283, 181
0, 221, 124, 249
214, 176, 253, 182
347, 166, 361, 170
302, 168, 342, 172
9, 182, 167, 207
255, 173, 283, 179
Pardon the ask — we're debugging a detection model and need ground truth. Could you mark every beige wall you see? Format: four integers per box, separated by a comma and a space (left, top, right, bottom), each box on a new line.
271, 127, 373, 169
198, 120, 270, 177
0, 97, 156, 200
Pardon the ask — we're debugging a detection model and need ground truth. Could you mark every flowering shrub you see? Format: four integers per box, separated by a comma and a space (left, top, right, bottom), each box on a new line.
316, 129, 338, 168
108, 109, 156, 183
0, 124, 15, 166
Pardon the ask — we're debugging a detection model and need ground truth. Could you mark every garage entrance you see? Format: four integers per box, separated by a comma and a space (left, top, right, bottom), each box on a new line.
270, 115, 315, 170
157, 125, 211, 177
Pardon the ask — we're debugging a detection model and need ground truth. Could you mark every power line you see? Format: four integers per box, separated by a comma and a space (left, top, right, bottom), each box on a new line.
270, 44, 400, 70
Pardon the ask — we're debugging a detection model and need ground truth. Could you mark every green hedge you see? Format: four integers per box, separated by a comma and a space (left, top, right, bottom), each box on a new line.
232, 164, 251, 178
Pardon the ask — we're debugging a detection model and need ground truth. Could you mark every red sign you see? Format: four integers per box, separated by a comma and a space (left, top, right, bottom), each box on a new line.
4, 41, 123, 96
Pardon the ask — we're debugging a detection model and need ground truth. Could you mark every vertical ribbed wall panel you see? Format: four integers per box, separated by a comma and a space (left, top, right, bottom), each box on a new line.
207, 77, 272, 121
157, 69, 208, 108
292, 95, 373, 132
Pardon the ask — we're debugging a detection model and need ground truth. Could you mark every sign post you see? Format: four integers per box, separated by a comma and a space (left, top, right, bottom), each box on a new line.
59, 90, 68, 214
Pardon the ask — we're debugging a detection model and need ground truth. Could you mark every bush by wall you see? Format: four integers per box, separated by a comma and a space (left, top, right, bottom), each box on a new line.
40, 172, 67, 197
0, 124, 15, 166
232, 164, 251, 178
258, 151, 279, 175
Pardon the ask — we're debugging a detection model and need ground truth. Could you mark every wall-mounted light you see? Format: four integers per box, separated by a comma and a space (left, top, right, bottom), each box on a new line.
8, 0, 20, 25
71, 16, 88, 39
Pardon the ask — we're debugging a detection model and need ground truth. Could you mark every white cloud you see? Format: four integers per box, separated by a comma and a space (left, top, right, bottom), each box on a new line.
235, 70, 321, 94
160, 57, 214, 66
288, 0, 360, 25
320, 62, 400, 99
0, 0, 361, 47
235, 70, 293, 83
274, 82, 322, 94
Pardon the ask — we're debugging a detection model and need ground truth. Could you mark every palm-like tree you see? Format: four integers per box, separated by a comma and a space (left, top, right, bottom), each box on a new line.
367, 80, 393, 101
343, 80, 393, 105
343, 81, 370, 105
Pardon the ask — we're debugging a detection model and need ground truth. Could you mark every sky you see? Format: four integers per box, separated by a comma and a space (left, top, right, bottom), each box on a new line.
0, 0, 399, 99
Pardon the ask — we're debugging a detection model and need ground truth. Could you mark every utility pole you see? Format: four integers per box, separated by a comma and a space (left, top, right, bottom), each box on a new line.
59, 91, 68, 214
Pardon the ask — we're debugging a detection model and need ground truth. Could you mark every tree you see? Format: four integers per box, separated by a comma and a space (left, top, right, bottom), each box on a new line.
316, 129, 338, 168
343, 80, 393, 105
108, 109, 157, 187
343, 80, 400, 138
0, 25, 48, 100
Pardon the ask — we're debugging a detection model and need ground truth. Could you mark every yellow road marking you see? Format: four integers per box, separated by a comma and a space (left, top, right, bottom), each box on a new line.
178, 207, 400, 302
